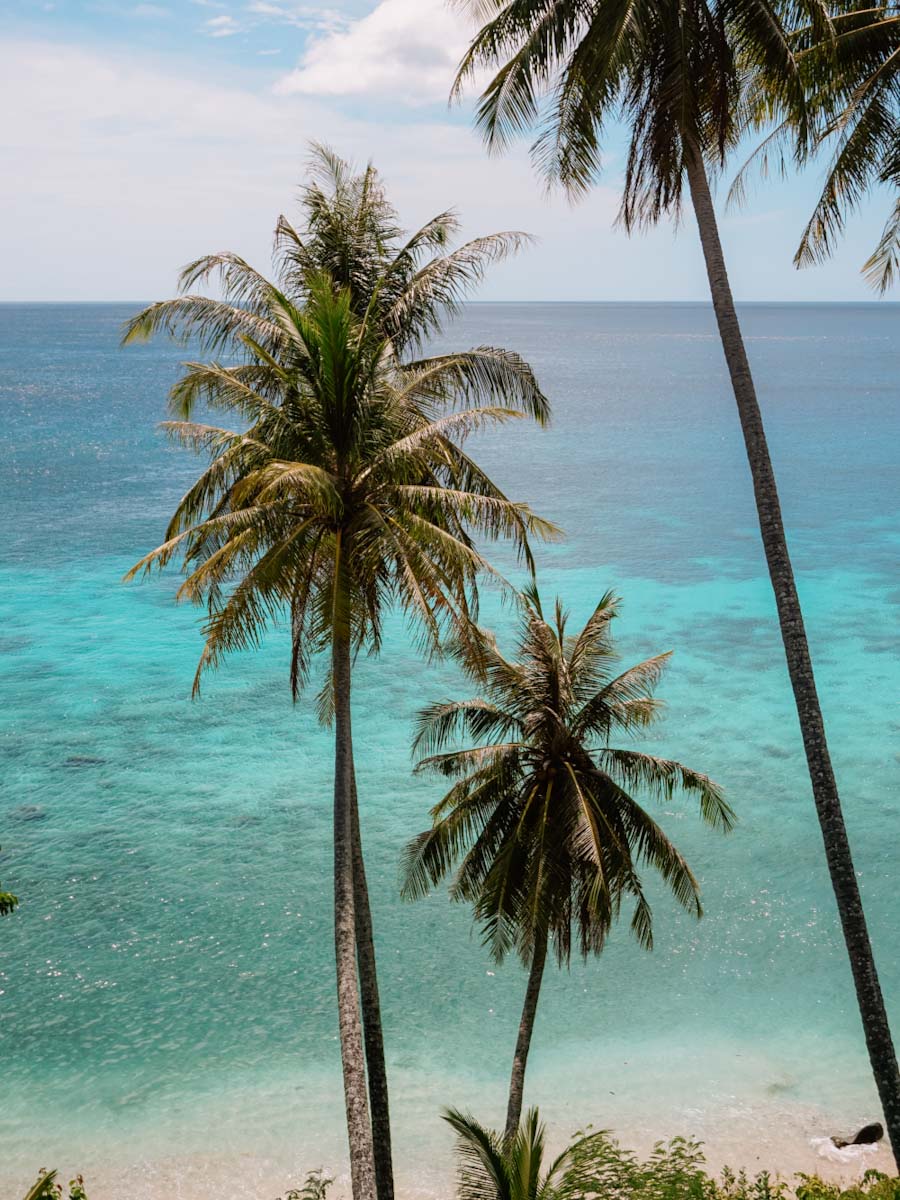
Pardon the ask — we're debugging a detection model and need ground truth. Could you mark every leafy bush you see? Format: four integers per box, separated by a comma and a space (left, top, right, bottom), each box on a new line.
564, 1133, 896, 1200
794, 1172, 900, 1200
23, 1172, 87, 1200
276, 1169, 333, 1200
444, 1105, 873, 1200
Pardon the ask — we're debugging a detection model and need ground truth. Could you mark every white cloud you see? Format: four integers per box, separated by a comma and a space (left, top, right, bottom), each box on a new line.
247, 1, 347, 31
4, 36, 863, 302
275, 0, 472, 104
205, 13, 241, 35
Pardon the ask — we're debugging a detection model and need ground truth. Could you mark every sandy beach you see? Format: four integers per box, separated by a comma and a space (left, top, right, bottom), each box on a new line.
8, 1105, 892, 1200
4, 1037, 894, 1200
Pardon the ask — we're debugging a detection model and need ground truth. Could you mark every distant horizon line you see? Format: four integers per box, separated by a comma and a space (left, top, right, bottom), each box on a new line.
1, 298, 897, 306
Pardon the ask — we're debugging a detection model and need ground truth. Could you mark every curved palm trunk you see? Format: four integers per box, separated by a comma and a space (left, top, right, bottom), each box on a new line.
504, 929, 548, 1144
332, 631, 378, 1200
350, 767, 395, 1200
685, 146, 900, 1167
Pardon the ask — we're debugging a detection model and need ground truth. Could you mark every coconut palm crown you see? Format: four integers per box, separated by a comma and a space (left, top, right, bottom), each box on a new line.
404, 587, 733, 964
123, 163, 557, 698
452, 0, 833, 218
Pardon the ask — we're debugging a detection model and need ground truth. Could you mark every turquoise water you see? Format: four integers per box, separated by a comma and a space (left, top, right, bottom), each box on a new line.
1, 302, 898, 1195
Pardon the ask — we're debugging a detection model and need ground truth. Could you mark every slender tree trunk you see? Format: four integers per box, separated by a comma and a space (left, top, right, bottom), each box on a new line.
350, 766, 395, 1200
504, 930, 548, 1144
332, 631, 377, 1200
685, 145, 900, 1168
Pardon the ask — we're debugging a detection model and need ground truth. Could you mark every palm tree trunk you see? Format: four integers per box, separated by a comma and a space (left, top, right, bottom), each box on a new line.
685, 144, 900, 1168
504, 929, 548, 1144
350, 766, 395, 1200
332, 630, 378, 1200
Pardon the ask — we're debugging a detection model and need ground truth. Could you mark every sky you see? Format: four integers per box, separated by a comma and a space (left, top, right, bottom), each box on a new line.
1, 0, 893, 302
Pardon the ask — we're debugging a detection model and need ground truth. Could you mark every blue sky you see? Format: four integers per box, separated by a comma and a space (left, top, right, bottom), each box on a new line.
1, 0, 892, 301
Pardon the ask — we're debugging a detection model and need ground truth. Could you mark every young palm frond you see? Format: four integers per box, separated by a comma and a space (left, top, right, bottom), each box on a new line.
443, 1106, 619, 1200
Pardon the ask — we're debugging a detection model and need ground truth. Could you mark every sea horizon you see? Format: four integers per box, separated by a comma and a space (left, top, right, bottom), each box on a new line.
3, 298, 900, 306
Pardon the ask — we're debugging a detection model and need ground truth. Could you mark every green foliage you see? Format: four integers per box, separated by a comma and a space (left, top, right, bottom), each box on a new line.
22, 1172, 87, 1200
446, 1115, 897, 1200
718, 1166, 788, 1200
403, 588, 733, 966
276, 1169, 333, 1200
0, 846, 19, 917
454, 0, 898, 291
789, 9, 900, 293
566, 1131, 719, 1200
444, 1106, 622, 1200
452, 0, 830, 221
124, 145, 557, 701
795, 1171, 900, 1200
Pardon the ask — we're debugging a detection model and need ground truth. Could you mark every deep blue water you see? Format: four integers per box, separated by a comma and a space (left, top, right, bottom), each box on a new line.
1, 302, 898, 1194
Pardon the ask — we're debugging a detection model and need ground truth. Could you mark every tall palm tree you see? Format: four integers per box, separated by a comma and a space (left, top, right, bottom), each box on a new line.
403, 589, 733, 1141
124, 248, 557, 1199
254, 143, 539, 1200
451, 0, 900, 1161
443, 1105, 616, 1200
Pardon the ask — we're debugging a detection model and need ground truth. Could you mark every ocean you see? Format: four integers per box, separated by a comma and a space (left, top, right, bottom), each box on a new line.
1, 301, 898, 1197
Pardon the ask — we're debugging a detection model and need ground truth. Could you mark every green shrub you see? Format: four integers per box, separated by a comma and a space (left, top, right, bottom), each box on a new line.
538, 1129, 893, 1200
23, 1171, 87, 1200
794, 1172, 900, 1200
276, 1168, 333, 1200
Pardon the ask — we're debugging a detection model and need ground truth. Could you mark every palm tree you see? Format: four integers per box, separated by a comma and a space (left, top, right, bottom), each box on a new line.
260, 144, 540, 1200
451, 0, 900, 1162
443, 1106, 631, 1200
124, 218, 557, 1199
403, 589, 733, 1141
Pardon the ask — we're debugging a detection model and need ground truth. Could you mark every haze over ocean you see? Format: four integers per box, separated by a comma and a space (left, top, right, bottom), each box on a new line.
1, 301, 898, 1196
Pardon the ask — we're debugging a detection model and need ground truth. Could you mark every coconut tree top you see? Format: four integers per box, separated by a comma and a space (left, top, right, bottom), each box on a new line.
451, 0, 833, 218
123, 149, 561, 696
403, 586, 734, 966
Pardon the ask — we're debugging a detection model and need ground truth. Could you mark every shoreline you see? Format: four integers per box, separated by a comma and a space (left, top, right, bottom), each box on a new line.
3, 1061, 893, 1200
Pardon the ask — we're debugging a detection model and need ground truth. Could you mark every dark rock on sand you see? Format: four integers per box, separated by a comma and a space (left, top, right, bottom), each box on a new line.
832, 1123, 884, 1148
